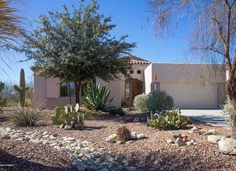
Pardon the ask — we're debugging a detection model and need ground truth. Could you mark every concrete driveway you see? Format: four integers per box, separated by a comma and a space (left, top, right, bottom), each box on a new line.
180, 109, 227, 127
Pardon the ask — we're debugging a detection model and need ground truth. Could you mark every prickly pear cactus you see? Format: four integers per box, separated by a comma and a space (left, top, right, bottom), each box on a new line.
14, 68, 29, 107
0, 82, 7, 113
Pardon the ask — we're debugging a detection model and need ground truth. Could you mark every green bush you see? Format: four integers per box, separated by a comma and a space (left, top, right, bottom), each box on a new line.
108, 107, 125, 116
116, 126, 131, 141
147, 109, 192, 130
221, 99, 233, 127
82, 84, 112, 111
147, 90, 174, 113
52, 103, 86, 129
13, 108, 40, 127
133, 94, 149, 112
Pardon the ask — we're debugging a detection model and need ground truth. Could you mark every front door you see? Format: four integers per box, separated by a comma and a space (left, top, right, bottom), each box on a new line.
124, 78, 143, 103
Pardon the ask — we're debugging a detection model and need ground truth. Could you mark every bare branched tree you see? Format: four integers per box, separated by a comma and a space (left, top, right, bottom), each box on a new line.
151, 0, 236, 137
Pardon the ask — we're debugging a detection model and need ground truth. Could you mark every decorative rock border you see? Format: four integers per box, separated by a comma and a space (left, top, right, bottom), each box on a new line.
0, 127, 138, 171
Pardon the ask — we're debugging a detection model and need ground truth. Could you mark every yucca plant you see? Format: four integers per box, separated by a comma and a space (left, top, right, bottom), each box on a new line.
82, 84, 113, 111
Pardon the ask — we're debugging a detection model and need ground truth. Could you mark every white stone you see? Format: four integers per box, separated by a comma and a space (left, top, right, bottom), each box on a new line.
218, 138, 236, 155
64, 137, 76, 141
131, 132, 137, 139
136, 133, 144, 139
204, 129, 217, 136
207, 135, 226, 144
175, 138, 185, 146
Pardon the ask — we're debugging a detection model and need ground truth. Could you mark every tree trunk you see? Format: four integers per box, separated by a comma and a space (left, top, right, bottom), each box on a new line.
74, 80, 81, 104
231, 98, 236, 139
226, 77, 236, 139
68, 82, 72, 105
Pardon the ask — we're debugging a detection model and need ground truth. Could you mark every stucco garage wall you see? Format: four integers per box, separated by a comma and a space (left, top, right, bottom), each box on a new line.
160, 82, 218, 109
150, 63, 226, 109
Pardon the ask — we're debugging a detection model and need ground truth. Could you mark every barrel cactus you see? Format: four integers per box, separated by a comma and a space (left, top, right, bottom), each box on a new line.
14, 69, 29, 107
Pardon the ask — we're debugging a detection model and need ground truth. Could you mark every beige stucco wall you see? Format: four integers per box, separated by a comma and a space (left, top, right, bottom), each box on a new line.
96, 79, 121, 107
130, 63, 149, 81
33, 77, 72, 109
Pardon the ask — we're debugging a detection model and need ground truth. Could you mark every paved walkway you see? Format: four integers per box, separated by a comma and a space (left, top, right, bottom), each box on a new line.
181, 109, 227, 127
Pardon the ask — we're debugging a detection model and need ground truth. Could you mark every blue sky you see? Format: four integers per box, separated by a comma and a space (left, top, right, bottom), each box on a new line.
0, 0, 191, 84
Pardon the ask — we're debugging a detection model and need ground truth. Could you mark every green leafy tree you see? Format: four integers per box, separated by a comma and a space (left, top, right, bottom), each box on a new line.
151, 0, 236, 137
18, 0, 135, 103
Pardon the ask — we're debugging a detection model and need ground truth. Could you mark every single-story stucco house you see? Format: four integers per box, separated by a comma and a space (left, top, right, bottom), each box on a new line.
33, 55, 226, 109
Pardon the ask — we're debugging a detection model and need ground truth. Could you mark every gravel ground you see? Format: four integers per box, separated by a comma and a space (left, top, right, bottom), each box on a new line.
0, 138, 76, 171
1, 110, 236, 170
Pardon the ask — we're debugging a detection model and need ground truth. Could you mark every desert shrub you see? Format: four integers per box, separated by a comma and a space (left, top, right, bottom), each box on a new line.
13, 108, 40, 127
133, 94, 149, 112
221, 99, 233, 126
108, 107, 125, 116
116, 126, 131, 141
82, 84, 112, 111
147, 90, 174, 113
52, 103, 86, 129
147, 109, 192, 130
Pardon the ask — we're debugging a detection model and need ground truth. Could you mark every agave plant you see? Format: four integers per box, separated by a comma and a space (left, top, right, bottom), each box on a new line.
82, 84, 113, 111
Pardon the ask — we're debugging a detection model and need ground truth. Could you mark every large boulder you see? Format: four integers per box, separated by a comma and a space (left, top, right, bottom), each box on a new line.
218, 138, 236, 155
207, 135, 225, 144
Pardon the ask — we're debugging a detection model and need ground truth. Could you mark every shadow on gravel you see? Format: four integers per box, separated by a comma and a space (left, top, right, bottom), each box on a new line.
0, 116, 9, 123
0, 149, 76, 171
93, 112, 149, 124
83, 126, 106, 131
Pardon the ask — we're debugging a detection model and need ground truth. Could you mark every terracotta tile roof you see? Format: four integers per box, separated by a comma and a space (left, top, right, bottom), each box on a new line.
123, 55, 151, 64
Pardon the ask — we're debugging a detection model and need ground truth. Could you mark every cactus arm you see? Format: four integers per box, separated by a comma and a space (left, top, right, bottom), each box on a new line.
14, 85, 21, 92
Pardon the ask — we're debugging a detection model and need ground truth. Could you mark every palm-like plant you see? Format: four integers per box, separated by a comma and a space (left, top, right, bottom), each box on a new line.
82, 84, 113, 111
0, 0, 22, 48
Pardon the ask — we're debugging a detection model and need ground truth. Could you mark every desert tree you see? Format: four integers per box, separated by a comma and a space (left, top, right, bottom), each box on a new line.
151, 0, 236, 137
18, 0, 135, 103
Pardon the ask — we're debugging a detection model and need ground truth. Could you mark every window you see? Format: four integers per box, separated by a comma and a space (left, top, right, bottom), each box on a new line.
60, 82, 75, 97
130, 70, 134, 74
137, 70, 141, 74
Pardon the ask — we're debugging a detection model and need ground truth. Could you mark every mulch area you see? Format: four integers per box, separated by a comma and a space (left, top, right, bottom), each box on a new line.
0, 109, 236, 170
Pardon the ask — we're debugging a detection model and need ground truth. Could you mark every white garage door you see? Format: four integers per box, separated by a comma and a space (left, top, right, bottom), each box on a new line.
160, 83, 218, 109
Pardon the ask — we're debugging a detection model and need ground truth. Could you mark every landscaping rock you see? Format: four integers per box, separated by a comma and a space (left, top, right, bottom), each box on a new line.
218, 138, 236, 155
166, 137, 175, 144
175, 138, 185, 146
204, 129, 217, 136
207, 135, 225, 144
